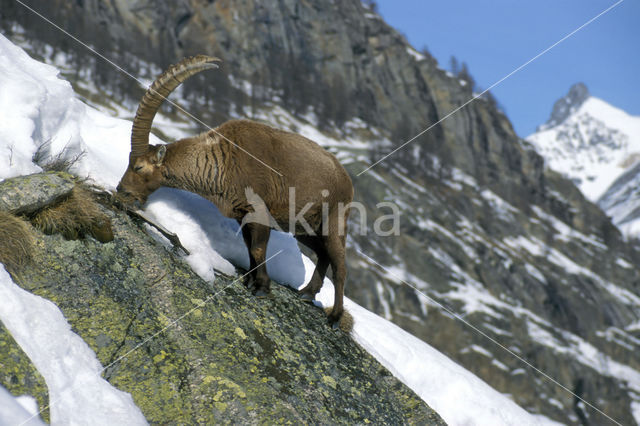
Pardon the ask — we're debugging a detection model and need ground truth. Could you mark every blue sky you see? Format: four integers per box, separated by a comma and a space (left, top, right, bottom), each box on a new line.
375, 0, 639, 137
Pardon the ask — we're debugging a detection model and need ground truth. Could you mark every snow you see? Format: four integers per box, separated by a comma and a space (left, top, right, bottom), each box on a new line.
0, 33, 565, 425
503, 234, 640, 307
0, 33, 162, 189
349, 302, 561, 426
144, 188, 308, 285
461, 344, 493, 358
527, 318, 640, 395
524, 263, 547, 285
527, 96, 640, 201
0, 385, 45, 426
406, 47, 426, 62
0, 266, 147, 425
632, 401, 640, 425
616, 258, 633, 269
480, 189, 518, 221
531, 206, 606, 249
598, 160, 640, 238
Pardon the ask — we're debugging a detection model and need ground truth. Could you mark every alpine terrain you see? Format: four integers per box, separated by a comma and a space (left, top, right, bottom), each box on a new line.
1, 1, 640, 424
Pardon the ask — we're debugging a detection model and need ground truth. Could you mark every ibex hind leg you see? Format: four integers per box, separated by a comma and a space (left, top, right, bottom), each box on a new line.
325, 231, 346, 329
296, 235, 330, 302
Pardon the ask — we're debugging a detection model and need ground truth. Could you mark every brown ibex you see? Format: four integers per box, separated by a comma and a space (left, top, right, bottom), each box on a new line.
117, 56, 353, 326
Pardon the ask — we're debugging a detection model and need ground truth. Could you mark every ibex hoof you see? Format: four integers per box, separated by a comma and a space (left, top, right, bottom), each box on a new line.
330, 320, 340, 331
253, 288, 271, 298
299, 291, 315, 302
243, 276, 254, 289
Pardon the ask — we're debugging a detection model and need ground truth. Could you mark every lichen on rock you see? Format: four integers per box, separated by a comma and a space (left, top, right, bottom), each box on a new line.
1, 172, 445, 424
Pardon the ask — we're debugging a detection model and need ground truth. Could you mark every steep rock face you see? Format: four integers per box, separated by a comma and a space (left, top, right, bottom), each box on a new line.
0, 172, 443, 424
3, 2, 640, 424
540, 82, 590, 130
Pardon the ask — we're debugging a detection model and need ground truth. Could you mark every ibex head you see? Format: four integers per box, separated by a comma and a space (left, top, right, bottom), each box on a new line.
116, 145, 167, 205
116, 55, 220, 205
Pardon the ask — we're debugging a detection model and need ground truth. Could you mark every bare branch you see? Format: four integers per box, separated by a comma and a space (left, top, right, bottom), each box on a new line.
130, 208, 190, 256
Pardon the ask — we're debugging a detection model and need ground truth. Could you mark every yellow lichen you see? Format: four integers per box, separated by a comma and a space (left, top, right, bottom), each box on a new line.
322, 375, 337, 389
234, 327, 247, 340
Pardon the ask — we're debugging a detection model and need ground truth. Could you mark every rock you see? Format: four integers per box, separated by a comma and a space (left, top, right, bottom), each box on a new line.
543, 82, 590, 129
0, 323, 49, 423
2, 179, 444, 424
4, 3, 640, 423
0, 172, 75, 214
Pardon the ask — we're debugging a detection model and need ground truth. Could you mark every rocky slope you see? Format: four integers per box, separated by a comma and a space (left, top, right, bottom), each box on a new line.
2, 1, 640, 424
0, 172, 443, 424
599, 161, 640, 238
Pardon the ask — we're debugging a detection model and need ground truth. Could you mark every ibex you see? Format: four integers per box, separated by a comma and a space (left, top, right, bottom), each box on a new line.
117, 56, 353, 326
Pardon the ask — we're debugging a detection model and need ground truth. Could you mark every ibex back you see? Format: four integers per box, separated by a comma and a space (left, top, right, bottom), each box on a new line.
117, 56, 353, 326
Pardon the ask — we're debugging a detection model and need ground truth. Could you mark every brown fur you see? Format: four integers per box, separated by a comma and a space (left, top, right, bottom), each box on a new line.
324, 307, 354, 333
119, 120, 353, 324
117, 57, 354, 325
0, 211, 35, 275
32, 186, 114, 243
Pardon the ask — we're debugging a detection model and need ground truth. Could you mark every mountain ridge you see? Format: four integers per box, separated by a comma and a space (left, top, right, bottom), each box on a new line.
528, 83, 640, 238
528, 83, 640, 200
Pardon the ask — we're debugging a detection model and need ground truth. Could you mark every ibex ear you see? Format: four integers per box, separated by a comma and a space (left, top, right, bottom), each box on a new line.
155, 145, 167, 165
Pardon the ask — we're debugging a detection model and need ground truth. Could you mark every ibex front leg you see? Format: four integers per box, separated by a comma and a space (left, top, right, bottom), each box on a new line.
241, 222, 272, 297
240, 223, 257, 289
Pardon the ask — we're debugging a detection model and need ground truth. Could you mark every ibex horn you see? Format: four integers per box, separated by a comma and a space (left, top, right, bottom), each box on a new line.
130, 55, 220, 160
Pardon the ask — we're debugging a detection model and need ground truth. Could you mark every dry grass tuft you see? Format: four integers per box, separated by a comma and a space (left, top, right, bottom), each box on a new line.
0, 211, 35, 274
32, 186, 113, 242
32, 139, 86, 173
324, 307, 355, 333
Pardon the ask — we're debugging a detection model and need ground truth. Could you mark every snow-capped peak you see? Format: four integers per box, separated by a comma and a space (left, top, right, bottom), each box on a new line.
527, 84, 640, 201
538, 82, 590, 131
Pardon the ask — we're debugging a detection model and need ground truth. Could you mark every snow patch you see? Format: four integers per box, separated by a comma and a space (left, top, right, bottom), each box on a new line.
0, 386, 46, 426
406, 47, 425, 62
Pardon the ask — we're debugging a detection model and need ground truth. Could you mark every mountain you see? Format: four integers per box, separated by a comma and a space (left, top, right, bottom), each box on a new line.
0, 173, 443, 425
528, 83, 640, 239
527, 83, 640, 201
599, 161, 640, 237
2, 1, 640, 424
0, 33, 552, 425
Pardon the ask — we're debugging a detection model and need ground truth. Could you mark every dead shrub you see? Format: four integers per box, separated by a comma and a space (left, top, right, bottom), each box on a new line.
32, 186, 114, 243
0, 211, 35, 274
32, 139, 86, 173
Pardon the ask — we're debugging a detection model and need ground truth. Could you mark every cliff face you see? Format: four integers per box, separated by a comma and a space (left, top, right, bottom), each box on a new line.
2, 1, 640, 424
1, 172, 443, 424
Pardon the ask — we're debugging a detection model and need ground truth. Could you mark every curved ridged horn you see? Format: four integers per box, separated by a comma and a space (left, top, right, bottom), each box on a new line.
130, 55, 220, 159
